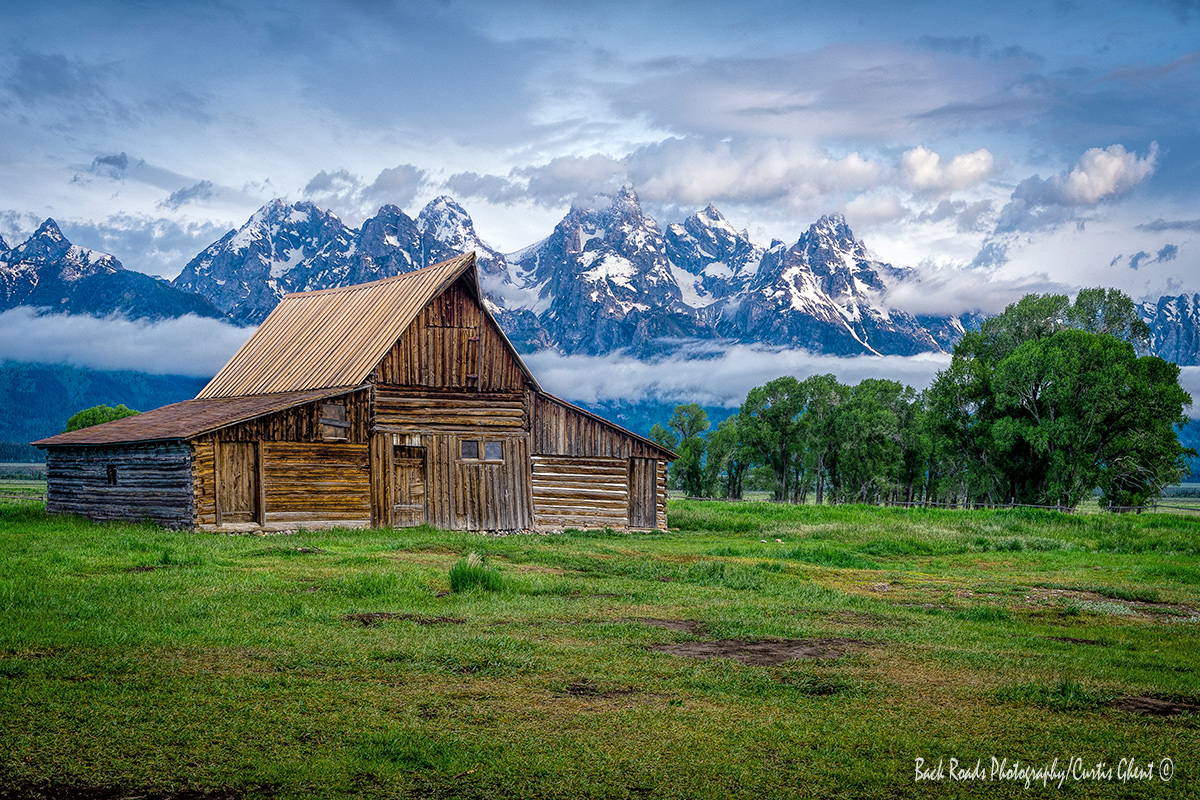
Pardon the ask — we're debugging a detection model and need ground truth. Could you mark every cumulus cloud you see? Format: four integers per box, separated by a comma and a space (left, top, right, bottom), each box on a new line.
844, 193, 909, 225
997, 143, 1158, 232
159, 180, 216, 210
899, 146, 995, 194
444, 137, 993, 218
0, 308, 253, 377
302, 164, 429, 222
882, 262, 1069, 316
57, 214, 233, 279
523, 344, 952, 408
915, 198, 995, 232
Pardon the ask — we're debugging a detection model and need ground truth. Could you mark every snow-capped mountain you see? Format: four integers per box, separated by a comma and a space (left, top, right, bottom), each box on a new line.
13, 190, 1196, 368
718, 214, 941, 356
161, 191, 980, 357
507, 188, 710, 354
663, 203, 766, 313
171, 199, 358, 324
1140, 294, 1200, 366
0, 219, 223, 320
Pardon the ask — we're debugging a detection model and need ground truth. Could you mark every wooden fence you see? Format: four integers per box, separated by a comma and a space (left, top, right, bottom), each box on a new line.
682, 495, 1200, 515
0, 492, 46, 503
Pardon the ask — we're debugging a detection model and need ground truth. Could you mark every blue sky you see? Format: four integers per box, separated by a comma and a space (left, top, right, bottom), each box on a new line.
1, 0, 1199, 400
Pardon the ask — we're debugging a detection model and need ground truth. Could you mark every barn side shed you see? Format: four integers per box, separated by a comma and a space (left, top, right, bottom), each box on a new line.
35, 253, 675, 533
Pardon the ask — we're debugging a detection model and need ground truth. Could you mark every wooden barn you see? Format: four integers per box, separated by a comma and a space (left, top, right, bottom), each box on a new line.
34, 254, 674, 533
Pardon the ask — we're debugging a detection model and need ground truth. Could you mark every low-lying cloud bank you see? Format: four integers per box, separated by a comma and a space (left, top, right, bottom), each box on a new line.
0, 308, 253, 378
523, 344, 954, 408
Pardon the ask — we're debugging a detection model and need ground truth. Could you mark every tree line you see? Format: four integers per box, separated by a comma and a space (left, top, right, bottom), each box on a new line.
649, 289, 1195, 509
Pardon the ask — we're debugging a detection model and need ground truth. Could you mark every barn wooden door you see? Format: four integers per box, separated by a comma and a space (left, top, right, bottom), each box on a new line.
628, 458, 657, 529
392, 445, 427, 527
216, 441, 259, 525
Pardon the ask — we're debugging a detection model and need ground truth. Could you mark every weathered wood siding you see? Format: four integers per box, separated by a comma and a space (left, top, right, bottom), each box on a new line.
190, 389, 369, 445
262, 442, 370, 525
46, 443, 193, 528
192, 440, 217, 527
373, 280, 526, 391
373, 388, 526, 432
656, 459, 669, 531
530, 456, 629, 531
192, 439, 369, 528
531, 395, 664, 458
627, 457, 658, 530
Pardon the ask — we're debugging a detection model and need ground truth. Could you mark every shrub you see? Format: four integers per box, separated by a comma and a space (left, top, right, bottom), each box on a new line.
449, 552, 507, 593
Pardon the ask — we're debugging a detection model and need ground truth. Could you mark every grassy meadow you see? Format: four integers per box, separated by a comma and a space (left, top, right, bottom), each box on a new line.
1, 499, 1198, 798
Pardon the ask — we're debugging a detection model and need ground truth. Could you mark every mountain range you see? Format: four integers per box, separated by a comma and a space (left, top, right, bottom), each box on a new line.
1, 190, 1197, 365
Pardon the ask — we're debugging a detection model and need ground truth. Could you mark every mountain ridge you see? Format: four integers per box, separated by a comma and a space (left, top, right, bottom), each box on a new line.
2, 192, 1196, 365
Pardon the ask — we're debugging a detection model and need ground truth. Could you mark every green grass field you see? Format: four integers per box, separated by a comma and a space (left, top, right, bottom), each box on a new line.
1, 500, 1197, 798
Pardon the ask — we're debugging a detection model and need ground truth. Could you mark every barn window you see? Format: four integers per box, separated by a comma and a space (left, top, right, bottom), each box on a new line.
461, 440, 479, 459
106, 464, 118, 485
319, 400, 350, 441
484, 441, 503, 461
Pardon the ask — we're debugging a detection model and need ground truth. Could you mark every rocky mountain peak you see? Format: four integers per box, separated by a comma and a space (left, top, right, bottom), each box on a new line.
417, 196, 472, 241
12, 219, 73, 264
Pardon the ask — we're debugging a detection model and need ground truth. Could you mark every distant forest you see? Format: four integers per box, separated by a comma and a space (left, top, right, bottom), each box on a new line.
0, 362, 207, 461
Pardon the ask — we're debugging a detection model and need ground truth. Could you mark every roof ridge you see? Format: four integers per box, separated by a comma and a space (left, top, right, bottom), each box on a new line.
294, 252, 473, 298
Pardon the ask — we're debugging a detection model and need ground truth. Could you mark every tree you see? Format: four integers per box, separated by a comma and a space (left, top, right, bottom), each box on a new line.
740, 377, 804, 501
704, 415, 751, 499
64, 404, 139, 432
1066, 287, 1151, 353
795, 374, 843, 504
992, 330, 1192, 506
925, 286, 1176, 508
660, 404, 709, 497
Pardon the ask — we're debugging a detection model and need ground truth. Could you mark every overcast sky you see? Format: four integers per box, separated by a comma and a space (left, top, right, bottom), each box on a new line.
2, 0, 1198, 403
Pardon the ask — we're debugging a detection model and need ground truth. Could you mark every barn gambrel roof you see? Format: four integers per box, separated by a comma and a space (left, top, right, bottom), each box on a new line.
198, 253, 540, 398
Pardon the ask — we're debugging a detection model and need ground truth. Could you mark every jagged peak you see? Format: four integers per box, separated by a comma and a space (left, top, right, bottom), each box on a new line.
808, 213, 855, 241
10, 218, 73, 262
32, 218, 67, 241
416, 195, 473, 232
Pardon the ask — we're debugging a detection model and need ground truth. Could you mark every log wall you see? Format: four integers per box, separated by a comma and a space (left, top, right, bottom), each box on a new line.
262, 442, 370, 526
46, 443, 193, 528
373, 388, 525, 432
373, 280, 526, 391
530, 456, 629, 531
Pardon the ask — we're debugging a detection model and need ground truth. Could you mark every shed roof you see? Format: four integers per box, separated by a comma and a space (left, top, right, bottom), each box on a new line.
33, 387, 359, 447
197, 253, 536, 398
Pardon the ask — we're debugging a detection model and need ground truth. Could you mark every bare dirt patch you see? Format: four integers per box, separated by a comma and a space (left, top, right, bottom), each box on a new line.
1024, 588, 1196, 620
1044, 636, 1109, 647
1108, 696, 1200, 717
563, 679, 638, 698
649, 637, 873, 666
341, 612, 465, 627
0, 778, 246, 800
637, 618, 704, 634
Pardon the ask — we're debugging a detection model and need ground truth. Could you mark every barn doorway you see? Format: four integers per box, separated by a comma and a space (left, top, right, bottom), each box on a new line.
217, 441, 260, 525
628, 457, 657, 529
392, 445, 427, 527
